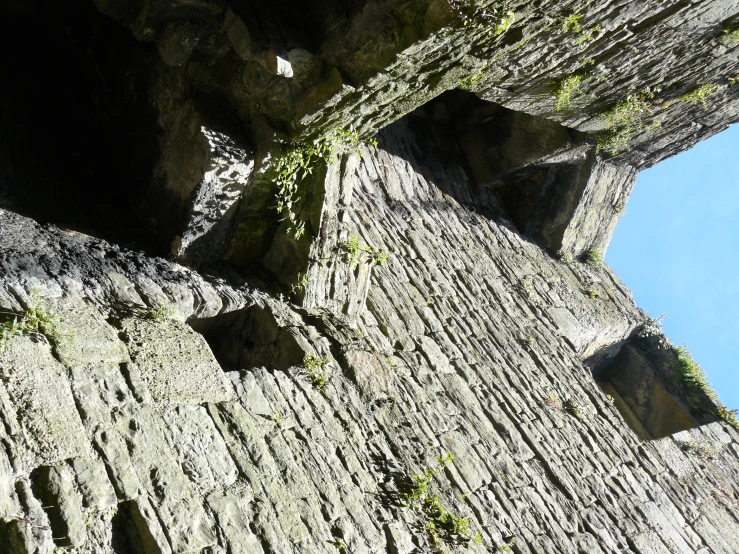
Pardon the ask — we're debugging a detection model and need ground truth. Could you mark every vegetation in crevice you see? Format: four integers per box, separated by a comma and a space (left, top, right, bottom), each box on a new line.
329, 538, 347, 551
720, 26, 739, 45
341, 236, 388, 268
557, 249, 574, 265
562, 14, 582, 33
637, 319, 738, 428
679, 439, 718, 461
670, 345, 738, 426
555, 74, 583, 110
290, 271, 309, 299
563, 399, 583, 418
0, 291, 64, 352
584, 287, 599, 299
672, 345, 718, 413
401, 452, 482, 551
142, 301, 175, 321
446, 0, 515, 36
562, 14, 602, 44
273, 129, 377, 239
576, 25, 602, 44
301, 354, 329, 393
583, 249, 604, 267
459, 67, 486, 90
679, 83, 720, 108
544, 393, 562, 411
596, 87, 661, 155
718, 406, 739, 429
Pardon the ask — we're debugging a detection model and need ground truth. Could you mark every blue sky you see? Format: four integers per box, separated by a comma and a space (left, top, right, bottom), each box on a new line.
607, 124, 739, 410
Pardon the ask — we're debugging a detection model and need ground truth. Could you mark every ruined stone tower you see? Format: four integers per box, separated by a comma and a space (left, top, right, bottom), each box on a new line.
1, 0, 739, 552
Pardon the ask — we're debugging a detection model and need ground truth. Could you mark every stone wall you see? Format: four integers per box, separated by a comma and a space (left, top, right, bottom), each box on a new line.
1, 111, 739, 553
1, 0, 739, 553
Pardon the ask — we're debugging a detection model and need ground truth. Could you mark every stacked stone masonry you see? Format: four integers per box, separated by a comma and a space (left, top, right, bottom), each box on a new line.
1, 0, 739, 553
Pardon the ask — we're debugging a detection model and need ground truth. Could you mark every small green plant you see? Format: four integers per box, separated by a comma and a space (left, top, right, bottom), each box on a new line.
721, 27, 739, 45
425, 519, 442, 549
555, 74, 582, 110
447, 0, 515, 36
274, 412, 282, 425
680, 440, 717, 460
497, 537, 517, 552
585, 287, 599, 299
341, 236, 388, 268
563, 399, 582, 418
718, 406, 739, 429
583, 249, 604, 267
0, 291, 62, 351
729, 75, 738, 87
606, 394, 615, 405
596, 87, 661, 154
273, 129, 376, 239
563, 14, 581, 33
424, 495, 471, 536
459, 69, 485, 90
563, 14, 601, 43
597, 128, 631, 156
495, 10, 516, 35
557, 249, 573, 265
143, 301, 175, 321
330, 538, 347, 551
302, 354, 328, 393
514, 276, 535, 299
404, 452, 454, 504
673, 345, 718, 406
680, 84, 720, 108
576, 24, 602, 44
403, 452, 479, 549
290, 272, 309, 297
613, 203, 626, 215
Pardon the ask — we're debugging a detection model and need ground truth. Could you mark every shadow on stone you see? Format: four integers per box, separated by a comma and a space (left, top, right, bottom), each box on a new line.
376, 90, 635, 257
587, 331, 722, 440
189, 304, 304, 372
0, 1, 161, 252
111, 500, 162, 554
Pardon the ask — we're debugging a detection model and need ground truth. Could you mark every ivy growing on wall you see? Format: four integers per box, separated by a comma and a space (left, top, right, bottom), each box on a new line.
273, 129, 377, 239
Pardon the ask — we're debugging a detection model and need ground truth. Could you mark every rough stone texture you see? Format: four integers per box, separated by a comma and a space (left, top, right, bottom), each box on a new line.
0, 336, 91, 466
120, 317, 235, 407
153, 101, 256, 263
1, 0, 739, 553
599, 345, 697, 440
0, 111, 738, 552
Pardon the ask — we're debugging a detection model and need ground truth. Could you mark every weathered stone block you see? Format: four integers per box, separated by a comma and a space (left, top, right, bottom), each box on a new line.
45, 295, 129, 368
1, 336, 89, 465
30, 465, 86, 548
120, 317, 234, 406
163, 405, 239, 494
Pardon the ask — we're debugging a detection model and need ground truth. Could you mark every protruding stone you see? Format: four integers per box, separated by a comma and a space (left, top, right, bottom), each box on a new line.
120, 317, 234, 406
31, 465, 87, 548
0, 337, 89, 465
224, 8, 253, 60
